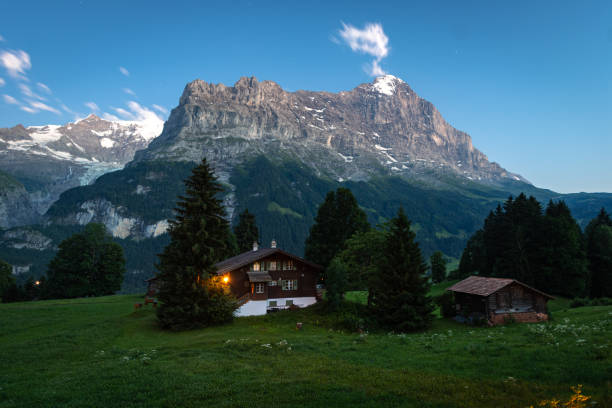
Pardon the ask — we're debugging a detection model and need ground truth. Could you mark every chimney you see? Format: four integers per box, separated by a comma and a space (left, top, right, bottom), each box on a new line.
271, 239, 277, 249
252, 241, 258, 252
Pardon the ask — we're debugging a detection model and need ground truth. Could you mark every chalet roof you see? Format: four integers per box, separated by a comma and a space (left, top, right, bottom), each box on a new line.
214, 247, 323, 275
447, 276, 554, 299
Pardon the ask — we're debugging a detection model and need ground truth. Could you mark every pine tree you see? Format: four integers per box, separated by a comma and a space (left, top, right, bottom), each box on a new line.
233, 209, 259, 253
0, 259, 15, 301
304, 187, 369, 273
430, 251, 447, 283
540, 201, 588, 297
45, 223, 125, 299
156, 158, 237, 330
585, 208, 612, 298
369, 207, 434, 332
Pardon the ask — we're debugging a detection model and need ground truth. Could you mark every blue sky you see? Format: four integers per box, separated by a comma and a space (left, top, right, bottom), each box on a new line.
0, 0, 610, 193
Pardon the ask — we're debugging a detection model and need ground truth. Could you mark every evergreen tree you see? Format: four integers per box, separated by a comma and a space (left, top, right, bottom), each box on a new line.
337, 228, 387, 293
540, 201, 588, 297
369, 207, 434, 332
430, 251, 447, 283
156, 158, 237, 330
325, 257, 348, 311
0, 259, 15, 301
586, 208, 612, 298
44, 223, 126, 299
304, 187, 369, 274
456, 229, 485, 279
233, 209, 259, 253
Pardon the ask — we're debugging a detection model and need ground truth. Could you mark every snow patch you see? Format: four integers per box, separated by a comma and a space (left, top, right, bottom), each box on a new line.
372, 75, 404, 96
374, 144, 392, 151
100, 138, 115, 148
338, 152, 354, 163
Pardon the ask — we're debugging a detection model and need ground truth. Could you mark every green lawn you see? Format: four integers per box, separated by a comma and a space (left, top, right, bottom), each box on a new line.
0, 287, 610, 407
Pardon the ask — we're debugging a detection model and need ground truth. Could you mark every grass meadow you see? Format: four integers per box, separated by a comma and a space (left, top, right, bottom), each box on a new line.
0, 283, 610, 407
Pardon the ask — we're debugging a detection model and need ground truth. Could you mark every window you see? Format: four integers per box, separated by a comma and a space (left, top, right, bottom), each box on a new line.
255, 283, 265, 294
269, 261, 277, 271
284, 260, 294, 270
252, 262, 260, 271
285, 299, 293, 306
269, 300, 277, 307
282, 279, 298, 291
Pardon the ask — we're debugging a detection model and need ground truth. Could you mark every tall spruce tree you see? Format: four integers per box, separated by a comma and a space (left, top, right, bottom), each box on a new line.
430, 251, 447, 283
233, 209, 259, 253
0, 259, 14, 301
586, 208, 612, 298
369, 207, 434, 332
304, 187, 369, 273
540, 201, 588, 297
156, 158, 237, 330
44, 223, 125, 299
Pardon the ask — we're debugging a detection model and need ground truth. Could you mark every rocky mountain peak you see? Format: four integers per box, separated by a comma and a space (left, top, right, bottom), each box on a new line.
143, 76, 525, 185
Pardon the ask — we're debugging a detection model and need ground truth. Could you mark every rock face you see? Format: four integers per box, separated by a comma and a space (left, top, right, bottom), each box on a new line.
0, 172, 38, 228
136, 75, 524, 184
0, 114, 163, 216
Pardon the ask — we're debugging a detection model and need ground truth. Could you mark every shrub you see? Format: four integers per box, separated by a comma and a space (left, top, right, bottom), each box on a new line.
434, 291, 456, 318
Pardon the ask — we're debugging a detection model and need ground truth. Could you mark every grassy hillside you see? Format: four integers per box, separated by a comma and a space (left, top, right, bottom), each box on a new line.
0, 289, 610, 407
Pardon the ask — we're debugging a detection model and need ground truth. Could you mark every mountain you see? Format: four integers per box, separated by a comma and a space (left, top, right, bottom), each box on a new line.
3, 75, 611, 292
136, 75, 524, 186
0, 114, 163, 216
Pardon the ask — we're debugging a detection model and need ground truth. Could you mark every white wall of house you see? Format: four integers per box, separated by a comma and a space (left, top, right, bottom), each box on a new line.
235, 297, 318, 317
235, 300, 268, 317
268, 297, 317, 309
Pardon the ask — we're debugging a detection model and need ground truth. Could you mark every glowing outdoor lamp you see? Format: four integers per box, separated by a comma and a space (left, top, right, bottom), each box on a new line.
223, 275, 229, 284
35, 281, 40, 286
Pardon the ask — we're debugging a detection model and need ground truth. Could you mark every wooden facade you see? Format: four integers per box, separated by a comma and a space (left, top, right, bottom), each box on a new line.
448, 276, 553, 325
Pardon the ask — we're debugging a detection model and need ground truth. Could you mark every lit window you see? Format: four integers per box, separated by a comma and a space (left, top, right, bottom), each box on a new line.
255, 283, 265, 294
282, 279, 298, 291
284, 260, 294, 270
252, 262, 260, 271
269, 261, 277, 271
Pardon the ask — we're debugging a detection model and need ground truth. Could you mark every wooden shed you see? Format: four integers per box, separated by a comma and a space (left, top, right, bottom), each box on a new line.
447, 276, 554, 325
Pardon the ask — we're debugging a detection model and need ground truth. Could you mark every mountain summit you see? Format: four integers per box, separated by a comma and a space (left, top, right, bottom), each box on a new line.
136, 75, 523, 185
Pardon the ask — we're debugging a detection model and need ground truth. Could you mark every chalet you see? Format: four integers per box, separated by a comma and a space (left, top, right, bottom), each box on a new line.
215, 241, 322, 316
447, 276, 554, 325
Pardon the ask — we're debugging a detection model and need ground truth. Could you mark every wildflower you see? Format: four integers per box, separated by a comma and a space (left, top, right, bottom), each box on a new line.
261, 344, 272, 348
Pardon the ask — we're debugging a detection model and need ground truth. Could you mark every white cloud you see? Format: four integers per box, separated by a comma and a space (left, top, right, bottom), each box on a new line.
119, 66, 129, 76
21, 106, 36, 113
152, 104, 168, 114
37, 82, 52, 94
104, 101, 164, 140
112, 106, 134, 119
60, 103, 74, 114
30, 101, 61, 115
102, 112, 121, 121
84, 101, 100, 112
0, 49, 31, 79
0, 78, 4, 87
123, 88, 136, 96
19, 83, 45, 100
337, 22, 390, 76
3, 94, 19, 105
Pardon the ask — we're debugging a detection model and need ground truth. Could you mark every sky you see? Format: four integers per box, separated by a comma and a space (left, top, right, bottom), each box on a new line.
0, 0, 610, 193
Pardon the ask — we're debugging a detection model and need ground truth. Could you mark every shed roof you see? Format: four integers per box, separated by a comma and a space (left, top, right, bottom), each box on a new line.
447, 275, 554, 299
214, 247, 323, 275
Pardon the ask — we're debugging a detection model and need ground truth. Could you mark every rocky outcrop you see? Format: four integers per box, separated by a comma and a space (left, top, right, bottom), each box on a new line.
0, 172, 38, 228
135, 75, 525, 184
50, 198, 169, 240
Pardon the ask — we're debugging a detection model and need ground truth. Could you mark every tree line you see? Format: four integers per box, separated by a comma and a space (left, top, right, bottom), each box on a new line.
455, 193, 612, 298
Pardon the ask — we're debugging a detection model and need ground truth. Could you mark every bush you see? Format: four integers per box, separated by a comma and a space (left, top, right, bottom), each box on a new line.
434, 291, 456, 318
570, 297, 612, 308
